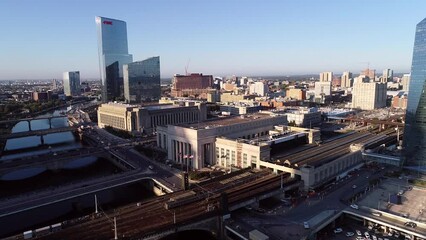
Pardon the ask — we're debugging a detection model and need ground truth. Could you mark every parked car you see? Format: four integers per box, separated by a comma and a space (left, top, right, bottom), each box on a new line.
372, 212, 382, 217
346, 232, 355, 237
334, 228, 343, 234
350, 204, 359, 209
356, 230, 362, 236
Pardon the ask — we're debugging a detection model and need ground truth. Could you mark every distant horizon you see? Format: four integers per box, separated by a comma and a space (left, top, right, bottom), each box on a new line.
0, 71, 410, 82
0, 0, 424, 80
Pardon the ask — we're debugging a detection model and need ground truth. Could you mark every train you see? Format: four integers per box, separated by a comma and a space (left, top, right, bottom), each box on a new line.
23, 222, 62, 239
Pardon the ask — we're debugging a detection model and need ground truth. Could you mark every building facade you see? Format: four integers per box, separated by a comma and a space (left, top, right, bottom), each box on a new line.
404, 18, 426, 167
249, 82, 267, 96
319, 72, 333, 82
156, 114, 287, 170
171, 73, 213, 95
351, 81, 387, 110
63, 71, 81, 97
96, 16, 133, 102
401, 73, 411, 91
314, 81, 332, 102
341, 71, 353, 88
98, 102, 206, 134
124, 57, 161, 103
382, 68, 393, 83
286, 88, 306, 100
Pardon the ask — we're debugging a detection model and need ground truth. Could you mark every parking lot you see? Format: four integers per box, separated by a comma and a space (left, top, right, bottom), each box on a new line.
319, 216, 420, 240
358, 177, 426, 223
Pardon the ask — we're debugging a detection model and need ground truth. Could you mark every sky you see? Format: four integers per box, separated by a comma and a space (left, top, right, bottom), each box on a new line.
0, 0, 425, 80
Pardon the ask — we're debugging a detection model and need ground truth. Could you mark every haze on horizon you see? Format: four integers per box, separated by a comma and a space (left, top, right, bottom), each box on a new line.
0, 0, 425, 80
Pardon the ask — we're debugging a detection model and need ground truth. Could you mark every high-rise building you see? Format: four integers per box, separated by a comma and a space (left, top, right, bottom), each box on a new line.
401, 73, 411, 91
341, 71, 353, 88
319, 72, 333, 82
249, 82, 267, 96
351, 79, 387, 110
123, 57, 161, 103
96, 16, 133, 102
403, 18, 426, 167
63, 71, 81, 97
382, 69, 393, 83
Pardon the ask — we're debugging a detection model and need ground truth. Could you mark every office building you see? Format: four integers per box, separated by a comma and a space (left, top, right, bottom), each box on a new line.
314, 81, 332, 102
319, 72, 333, 82
401, 73, 411, 91
382, 68, 393, 83
97, 102, 206, 134
285, 107, 321, 127
96, 16, 133, 102
172, 73, 213, 91
286, 88, 306, 100
351, 80, 387, 110
361, 68, 376, 81
404, 18, 426, 167
249, 82, 267, 96
123, 57, 161, 103
63, 71, 81, 97
341, 71, 353, 88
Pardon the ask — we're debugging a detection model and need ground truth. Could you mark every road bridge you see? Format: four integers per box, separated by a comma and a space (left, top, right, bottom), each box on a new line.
0, 115, 68, 131
0, 126, 78, 140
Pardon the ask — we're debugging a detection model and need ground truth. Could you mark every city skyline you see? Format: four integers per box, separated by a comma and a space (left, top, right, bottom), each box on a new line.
1, 0, 426, 80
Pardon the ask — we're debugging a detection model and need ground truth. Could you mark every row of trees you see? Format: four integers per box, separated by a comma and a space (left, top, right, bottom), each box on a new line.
0, 99, 65, 120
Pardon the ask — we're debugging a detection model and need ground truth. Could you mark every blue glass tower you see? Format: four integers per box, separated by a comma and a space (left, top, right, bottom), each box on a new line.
96, 16, 133, 102
123, 57, 161, 103
404, 18, 426, 167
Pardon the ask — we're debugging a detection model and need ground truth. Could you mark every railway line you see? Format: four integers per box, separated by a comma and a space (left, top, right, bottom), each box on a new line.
25, 170, 291, 240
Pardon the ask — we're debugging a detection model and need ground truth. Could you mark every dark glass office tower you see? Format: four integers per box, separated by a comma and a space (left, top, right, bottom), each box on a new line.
123, 57, 161, 103
404, 18, 426, 167
96, 16, 133, 102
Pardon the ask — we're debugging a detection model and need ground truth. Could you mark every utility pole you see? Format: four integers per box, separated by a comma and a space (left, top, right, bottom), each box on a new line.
95, 194, 98, 214
114, 217, 118, 240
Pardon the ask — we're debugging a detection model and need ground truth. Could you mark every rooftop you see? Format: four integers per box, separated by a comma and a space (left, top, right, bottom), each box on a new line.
179, 113, 276, 130
142, 104, 182, 110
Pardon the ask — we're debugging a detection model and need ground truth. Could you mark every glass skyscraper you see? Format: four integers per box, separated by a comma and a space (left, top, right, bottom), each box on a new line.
63, 71, 80, 96
123, 57, 161, 103
404, 18, 426, 167
96, 16, 133, 102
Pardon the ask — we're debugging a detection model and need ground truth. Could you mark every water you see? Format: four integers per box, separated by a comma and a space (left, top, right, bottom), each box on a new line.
2, 110, 82, 160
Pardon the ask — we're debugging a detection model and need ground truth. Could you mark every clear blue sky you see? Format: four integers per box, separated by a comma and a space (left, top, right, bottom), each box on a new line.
0, 0, 425, 80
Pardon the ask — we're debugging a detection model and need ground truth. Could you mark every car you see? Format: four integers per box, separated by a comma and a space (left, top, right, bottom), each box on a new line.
352, 184, 357, 189
350, 204, 359, 209
378, 238, 383, 240
334, 228, 343, 233
394, 232, 400, 238
356, 237, 364, 240
372, 235, 377, 240
368, 225, 373, 230
402, 213, 409, 218
356, 230, 362, 236
398, 190, 404, 195
346, 232, 355, 237
404, 222, 417, 228
365, 232, 370, 238
148, 165, 154, 170
303, 222, 310, 229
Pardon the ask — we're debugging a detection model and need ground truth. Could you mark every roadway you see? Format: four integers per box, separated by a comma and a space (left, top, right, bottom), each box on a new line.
228, 166, 389, 240
0, 127, 182, 219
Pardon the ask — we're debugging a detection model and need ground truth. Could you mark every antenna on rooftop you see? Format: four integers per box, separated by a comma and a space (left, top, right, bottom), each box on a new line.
185, 58, 191, 75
